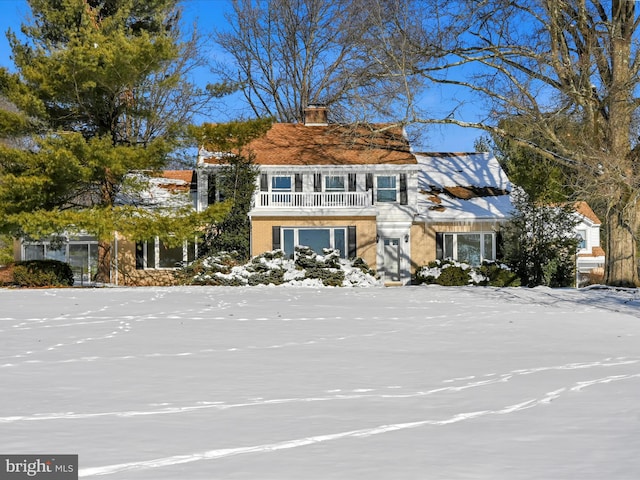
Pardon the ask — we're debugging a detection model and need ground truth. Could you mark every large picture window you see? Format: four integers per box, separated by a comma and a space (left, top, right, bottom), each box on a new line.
441, 232, 495, 266
281, 227, 347, 259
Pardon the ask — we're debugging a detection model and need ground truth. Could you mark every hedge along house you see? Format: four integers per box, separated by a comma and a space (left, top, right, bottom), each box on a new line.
197, 105, 420, 285
411, 152, 514, 270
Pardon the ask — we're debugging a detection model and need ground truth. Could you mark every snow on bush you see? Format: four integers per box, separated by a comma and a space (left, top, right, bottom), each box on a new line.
186, 247, 382, 287
413, 259, 520, 287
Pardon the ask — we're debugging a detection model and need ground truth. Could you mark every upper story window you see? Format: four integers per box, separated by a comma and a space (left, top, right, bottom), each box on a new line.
576, 229, 587, 250
325, 175, 345, 192
271, 176, 292, 192
376, 175, 397, 202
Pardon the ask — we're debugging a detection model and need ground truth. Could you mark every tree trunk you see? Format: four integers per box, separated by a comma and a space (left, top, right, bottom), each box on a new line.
96, 241, 112, 284
604, 206, 639, 287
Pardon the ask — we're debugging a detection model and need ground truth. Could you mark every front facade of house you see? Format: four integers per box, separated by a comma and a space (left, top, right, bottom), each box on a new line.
194, 107, 608, 286
14, 106, 606, 286
197, 106, 420, 284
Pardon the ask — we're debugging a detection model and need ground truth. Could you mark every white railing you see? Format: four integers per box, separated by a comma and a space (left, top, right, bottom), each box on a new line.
257, 192, 371, 208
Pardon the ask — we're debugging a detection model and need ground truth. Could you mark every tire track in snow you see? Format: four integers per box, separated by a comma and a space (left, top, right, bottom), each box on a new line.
3, 357, 637, 424
77, 371, 640, 478
0, 327, 402, 368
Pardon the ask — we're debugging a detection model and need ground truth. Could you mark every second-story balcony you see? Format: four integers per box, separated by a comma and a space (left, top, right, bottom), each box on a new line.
257, 191, 371, 208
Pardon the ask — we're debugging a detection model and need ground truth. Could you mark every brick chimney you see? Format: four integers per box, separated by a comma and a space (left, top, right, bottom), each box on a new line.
304, 104, 328, 126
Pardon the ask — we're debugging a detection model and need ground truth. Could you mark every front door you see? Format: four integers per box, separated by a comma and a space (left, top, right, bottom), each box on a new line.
383, 238, 401, 282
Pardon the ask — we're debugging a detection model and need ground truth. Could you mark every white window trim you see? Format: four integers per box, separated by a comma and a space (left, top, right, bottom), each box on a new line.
325, 175, 346, 192
375, 174, 399, 203
271, 175, 293, 192
443, 232, 496, 264
282, 227, 348, 258
576, 229, 588, 252
22, 238, 99, 262
140, 237, 196, 270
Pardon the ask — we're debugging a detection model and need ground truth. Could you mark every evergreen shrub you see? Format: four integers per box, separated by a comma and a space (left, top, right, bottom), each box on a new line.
187, 248, 377, 287
435, 264, 471, 286
476, 262, 521, 287
13, 260, 74, 287
413, 259, 521, 287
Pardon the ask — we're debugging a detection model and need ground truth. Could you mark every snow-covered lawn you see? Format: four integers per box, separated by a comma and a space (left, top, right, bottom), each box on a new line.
1, 285, 639, 479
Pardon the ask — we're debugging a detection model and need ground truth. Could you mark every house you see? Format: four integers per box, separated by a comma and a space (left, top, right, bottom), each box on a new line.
13, 106, 606, 287
196, 108, 606, 286
14, 170, 199, 286
197, 105, 420, 285
573, 201, 605, 285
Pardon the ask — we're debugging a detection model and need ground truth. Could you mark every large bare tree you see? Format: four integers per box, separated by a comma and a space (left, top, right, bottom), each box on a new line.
213, 0, 419, 123
364, 0, 640, 286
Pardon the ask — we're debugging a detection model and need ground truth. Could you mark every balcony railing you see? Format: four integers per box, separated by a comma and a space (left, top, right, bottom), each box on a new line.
257, 192, 371, 208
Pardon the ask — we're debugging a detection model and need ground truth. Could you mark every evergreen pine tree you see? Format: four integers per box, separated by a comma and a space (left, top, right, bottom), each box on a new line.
0, 0, 223, 281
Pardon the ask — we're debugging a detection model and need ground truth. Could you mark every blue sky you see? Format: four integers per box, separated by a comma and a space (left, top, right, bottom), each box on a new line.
0, 0, 482, 152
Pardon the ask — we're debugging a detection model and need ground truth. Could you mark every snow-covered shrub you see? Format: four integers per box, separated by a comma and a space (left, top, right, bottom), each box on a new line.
434, 262, 471, 286
244, 253, 287, 285
185, 248, 380, 287
413, 259, 520, 287
476, 262, 521, 287
294, 246, 344, 286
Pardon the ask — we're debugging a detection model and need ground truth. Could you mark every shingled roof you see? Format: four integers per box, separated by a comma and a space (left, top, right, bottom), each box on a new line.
202, 123, 416, 166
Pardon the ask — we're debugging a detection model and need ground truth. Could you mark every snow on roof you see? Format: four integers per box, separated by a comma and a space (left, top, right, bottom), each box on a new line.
417, 192, 514, 221
116, 171, 194, 210
415, 152, 512, 191
415, 152, 514, 221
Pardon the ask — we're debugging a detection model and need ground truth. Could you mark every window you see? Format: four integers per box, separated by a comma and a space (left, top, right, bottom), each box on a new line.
22, 237, 99, 283
281, 227, 348, 259
576, 229, 587, 250
270, 176, 292, 204
24, 244, 44, 260
441, 232, 495, 266
159, 241, 184, 268
46, 243, 66, 262
376, 175, 397, 202
271, 176, 292, 192
136, 238, 198, 269
325, 175, 345, 192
